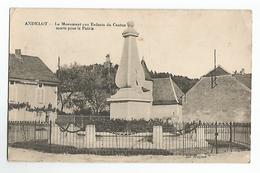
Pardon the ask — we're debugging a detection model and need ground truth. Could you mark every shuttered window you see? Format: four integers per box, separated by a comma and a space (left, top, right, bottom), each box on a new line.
9, 81, 16, 102
37, 84, 44, 104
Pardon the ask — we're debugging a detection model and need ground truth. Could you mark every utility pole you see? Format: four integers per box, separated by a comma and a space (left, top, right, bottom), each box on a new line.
211, 49, 217, 88
57, 56, 61, 79
214, 49, 217, 87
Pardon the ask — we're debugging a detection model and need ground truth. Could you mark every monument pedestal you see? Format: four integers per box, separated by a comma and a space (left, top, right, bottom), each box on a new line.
107, 88, 152, 120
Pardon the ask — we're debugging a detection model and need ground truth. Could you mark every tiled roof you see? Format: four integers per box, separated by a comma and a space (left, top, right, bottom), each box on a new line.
9, 54, 59, 84
233, 74, 251, 89
141, 60, 152, 81
204, 66, 230, 77
152, 78, 184, 105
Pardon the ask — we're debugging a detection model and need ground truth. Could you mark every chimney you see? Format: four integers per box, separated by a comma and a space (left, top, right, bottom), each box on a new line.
15, 49, 22, 59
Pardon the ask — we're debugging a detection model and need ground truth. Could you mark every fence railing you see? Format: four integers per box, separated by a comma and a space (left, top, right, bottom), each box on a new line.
8, 120, 251, 155
56, 115, 110, 126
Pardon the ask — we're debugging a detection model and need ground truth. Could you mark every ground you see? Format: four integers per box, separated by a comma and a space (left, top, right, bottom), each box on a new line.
7, 147, 250, 163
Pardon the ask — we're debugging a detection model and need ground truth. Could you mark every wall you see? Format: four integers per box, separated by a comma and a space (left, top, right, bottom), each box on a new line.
182, 75, 251, 122
151, 104, 182, 121
8, 80, 58, 121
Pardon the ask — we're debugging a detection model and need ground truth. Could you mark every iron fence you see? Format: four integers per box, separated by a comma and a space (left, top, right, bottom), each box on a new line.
8, 120, 250, 155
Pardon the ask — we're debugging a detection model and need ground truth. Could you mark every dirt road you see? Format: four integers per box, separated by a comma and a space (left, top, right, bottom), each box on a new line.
7, 147, 249, 163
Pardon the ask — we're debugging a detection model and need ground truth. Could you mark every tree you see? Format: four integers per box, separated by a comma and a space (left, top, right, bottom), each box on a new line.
56, 63, 84, 112
79, 64, 117, 115
57, 62, 118, 115
150, 70, 199, 93
239, 68, 245, 75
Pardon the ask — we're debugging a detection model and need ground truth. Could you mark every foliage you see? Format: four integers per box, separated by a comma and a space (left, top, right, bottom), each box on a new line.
79, 64, 116, 115
26, 103, 56, 113
8, 102, 28, 110
56, 117, 198, 133
172, 75, 199, 93
56, 62, 118, 115
8, 102, 56, 113
150, 71, 199, 93
56, 63, 84, 112
90, 119, 197, 133
233, 68, 246, 75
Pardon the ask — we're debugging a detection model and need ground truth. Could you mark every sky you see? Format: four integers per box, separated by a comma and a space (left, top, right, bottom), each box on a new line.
9, 9, 252, 78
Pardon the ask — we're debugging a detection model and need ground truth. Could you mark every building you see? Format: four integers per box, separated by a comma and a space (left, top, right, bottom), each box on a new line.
182, 66, 251, 122
108, 21, 184, 120
8, 49, 59, 121
141, 60, 183, 120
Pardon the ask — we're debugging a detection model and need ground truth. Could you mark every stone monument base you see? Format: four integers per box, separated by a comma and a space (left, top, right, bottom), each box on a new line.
107, 88, 152, 120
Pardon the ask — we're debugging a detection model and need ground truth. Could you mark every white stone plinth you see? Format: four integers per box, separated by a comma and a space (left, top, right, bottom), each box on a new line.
109, 101, 151, 120
108, 88, 152, 120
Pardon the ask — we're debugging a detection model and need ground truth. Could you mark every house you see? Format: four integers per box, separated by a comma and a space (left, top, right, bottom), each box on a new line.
142, 60, 183, 121
8, 49, 59, 121
182, 66, 251, 122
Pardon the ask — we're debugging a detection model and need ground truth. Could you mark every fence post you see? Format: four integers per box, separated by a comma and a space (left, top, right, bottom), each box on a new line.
233, 123, 236, 142
229, 122, 232, 152
49, 120, 52, 145
153, 126, 163, 149
7, 121, 10, 144
85, 125, 96, 148
215, 121, 218, 154
197, 123, 205, 143
34, 120, 36, 141
182, 122, 185, 155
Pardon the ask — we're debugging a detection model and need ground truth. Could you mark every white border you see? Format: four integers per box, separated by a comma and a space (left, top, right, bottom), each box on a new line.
1, 0, 260, 173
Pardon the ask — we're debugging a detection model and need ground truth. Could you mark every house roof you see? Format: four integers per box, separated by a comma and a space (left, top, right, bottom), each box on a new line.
140, 59, 184, 105
141, 60, 152, 81
186, 67, 251, 96
233, 73, 252, 89
202, 65, 251, 89
203, 66, 230, 77
9, 54, 59, 84
152, 78, 184, 105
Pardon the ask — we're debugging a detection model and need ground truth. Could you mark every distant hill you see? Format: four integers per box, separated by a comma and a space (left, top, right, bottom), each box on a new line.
150, 71, 199, 93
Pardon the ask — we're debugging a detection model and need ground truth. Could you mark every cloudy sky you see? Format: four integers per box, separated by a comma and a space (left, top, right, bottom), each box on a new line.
10, 9, 251, 78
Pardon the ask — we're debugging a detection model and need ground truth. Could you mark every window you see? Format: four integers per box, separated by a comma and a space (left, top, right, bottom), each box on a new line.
37, 84, 44, 104
9, 81, 16, 102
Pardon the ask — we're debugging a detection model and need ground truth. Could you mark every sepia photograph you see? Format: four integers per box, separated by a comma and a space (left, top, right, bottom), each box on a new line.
7, 8, 251, 163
